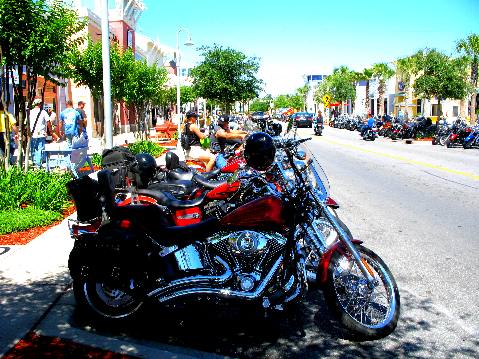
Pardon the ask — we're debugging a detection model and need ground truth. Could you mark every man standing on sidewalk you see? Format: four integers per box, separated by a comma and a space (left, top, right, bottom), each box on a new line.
59, 100, 81, 148
75, 101, 87, 135
29, 99, 49, 168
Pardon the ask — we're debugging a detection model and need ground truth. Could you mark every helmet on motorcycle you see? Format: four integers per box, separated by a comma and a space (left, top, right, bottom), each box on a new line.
134, 152, 157, 187
270, 122, 282, 137
244, 132, 276, 171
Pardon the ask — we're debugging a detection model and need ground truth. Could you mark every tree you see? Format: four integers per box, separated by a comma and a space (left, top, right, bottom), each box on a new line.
0, 0, 85, 170
354, 67, 374, 114
249, 97, 270, 112
296, 84, 309, 111
396, 55, 421, 115
413, 49, 471, 118
456, 34, 479, 123
314, 66, 356, 113
371, 63, 395, 115
123, 55, 168, 139
191, 44, 262, 114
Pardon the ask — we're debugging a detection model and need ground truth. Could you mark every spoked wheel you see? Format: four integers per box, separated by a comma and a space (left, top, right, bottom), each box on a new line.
322, 245, 400, 340
73, 276, 143, 321
438, 135, 448, 146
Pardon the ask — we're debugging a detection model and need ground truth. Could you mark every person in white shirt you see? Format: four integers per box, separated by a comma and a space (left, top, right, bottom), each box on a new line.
29, 99, 49, 168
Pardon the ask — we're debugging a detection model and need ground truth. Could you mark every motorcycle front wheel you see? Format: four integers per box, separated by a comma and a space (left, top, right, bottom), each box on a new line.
322, 245, 400, 340
73, 276, 143, 321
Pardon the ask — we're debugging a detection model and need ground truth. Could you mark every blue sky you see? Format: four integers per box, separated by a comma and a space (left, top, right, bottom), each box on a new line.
135, 0, 479, 96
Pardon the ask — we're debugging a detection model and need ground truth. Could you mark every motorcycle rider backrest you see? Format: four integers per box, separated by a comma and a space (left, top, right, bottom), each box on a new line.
97, 169, 116, 215
244, 132, 276, 171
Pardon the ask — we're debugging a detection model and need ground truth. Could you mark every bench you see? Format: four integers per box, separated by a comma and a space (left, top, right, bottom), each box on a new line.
152, 122, 177, 141
44, 147, 94, 178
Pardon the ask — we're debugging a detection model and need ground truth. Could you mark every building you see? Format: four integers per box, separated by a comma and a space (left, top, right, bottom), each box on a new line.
304, 74, 328, 114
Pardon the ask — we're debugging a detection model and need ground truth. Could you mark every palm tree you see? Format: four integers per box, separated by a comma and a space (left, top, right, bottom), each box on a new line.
371, 63, 395, 116
456, 34, 479, 123
354, 68, 374, 115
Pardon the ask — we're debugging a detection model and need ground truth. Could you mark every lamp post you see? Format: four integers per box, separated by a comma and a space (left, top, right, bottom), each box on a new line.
176, 28, 193, 149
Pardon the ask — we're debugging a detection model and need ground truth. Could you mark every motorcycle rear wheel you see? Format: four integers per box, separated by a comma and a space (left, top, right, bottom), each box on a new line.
73, 276, 143, 321
438, 135, 448, 146
323, 245, 400, 340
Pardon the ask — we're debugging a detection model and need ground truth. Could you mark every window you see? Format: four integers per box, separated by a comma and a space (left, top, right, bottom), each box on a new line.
431, 104, 441, 116
416, 99, 422, 114
452, 106, 459, 117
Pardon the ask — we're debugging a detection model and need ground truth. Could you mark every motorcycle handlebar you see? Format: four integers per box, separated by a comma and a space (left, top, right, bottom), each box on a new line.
275, 137, 311, 149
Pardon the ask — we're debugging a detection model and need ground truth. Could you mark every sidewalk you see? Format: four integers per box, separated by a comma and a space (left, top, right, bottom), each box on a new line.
0, 216, 225, 358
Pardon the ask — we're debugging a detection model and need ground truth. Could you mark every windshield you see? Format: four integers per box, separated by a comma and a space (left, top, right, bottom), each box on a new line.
299, 141, 330, 201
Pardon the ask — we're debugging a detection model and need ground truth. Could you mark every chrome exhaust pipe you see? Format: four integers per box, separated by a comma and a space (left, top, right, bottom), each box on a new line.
156, 256, 283, 303
147, 256, 232, 298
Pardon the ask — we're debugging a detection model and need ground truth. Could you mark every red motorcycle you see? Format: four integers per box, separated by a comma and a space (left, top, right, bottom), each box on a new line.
67, 133, 399, 340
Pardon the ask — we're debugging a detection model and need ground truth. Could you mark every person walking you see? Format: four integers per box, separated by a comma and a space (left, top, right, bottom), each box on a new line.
75, 101, 87, 135
29, 99, 49, 168
59, 100, 81, 148
0, 102, 18, 165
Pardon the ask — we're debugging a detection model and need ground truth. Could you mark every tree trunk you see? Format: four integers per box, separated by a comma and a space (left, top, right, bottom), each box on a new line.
471, 93, 477, 124
365, 81, 370, 115
378, 80, 385, 115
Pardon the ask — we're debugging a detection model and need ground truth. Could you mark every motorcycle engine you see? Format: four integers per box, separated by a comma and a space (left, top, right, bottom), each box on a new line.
207, 230, 286, 291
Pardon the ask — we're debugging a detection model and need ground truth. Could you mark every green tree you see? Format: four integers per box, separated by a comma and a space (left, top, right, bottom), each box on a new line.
296, 84, 309, 111
396, 55, 421, 114
0, 0, 85, 170
123, 56, 168, 139
274, 94, 291, 109
371, 63, 395, 115
413, 49, 471, 118
249, 97, 270, 112
456, 34, 479, 123
354, 67, 374, 114
314, 66, 356, 113
191, 44, 262, 114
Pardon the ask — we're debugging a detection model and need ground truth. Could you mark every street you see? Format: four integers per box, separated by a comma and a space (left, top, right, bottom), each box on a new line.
29, 126, 477, 359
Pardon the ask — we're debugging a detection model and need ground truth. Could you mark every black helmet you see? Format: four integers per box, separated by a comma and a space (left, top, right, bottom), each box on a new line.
217, 114, 230, 126
134, 153, 157, 187
270, 122, 282, 136
244, 132, 276, 171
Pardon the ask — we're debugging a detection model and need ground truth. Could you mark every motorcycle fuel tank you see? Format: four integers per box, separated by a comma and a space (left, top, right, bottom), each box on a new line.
219, 195, 286, 229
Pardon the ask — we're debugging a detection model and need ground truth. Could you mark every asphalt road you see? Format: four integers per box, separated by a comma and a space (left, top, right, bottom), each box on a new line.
55, 127, 479, 358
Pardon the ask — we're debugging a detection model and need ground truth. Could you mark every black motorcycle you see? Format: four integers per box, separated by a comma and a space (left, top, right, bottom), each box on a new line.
314, 118, 324, 136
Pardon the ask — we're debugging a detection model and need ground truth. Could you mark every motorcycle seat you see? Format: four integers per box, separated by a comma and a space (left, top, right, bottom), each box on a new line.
136, 188, 207, 209
193, 174, 226, 189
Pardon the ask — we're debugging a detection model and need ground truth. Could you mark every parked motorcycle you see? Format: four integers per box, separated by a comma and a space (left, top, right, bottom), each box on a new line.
67, 132, 400, 340
445, 120, 470, 148
462, 124, 479, 149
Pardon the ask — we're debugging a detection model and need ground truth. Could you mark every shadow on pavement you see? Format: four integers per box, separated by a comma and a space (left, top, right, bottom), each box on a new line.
68, 287, 479, 359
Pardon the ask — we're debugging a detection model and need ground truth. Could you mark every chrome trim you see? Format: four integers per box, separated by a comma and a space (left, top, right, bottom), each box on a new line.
146, 256, 232, 298
155, 256, 283, 303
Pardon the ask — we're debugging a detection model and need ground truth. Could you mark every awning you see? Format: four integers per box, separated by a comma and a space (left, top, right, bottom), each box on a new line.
329, 102, 341, 107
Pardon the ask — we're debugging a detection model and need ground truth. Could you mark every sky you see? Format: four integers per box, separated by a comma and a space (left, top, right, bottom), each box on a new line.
135, 0, 479, 97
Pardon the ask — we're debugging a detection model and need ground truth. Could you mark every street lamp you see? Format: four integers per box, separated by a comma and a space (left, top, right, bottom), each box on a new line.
176, 28, 194, 149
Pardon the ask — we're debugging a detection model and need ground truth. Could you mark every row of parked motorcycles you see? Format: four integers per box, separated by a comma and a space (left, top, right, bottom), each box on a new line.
432, 118, 479, 149
66, 127, 400, 340
331, 114, 436, 142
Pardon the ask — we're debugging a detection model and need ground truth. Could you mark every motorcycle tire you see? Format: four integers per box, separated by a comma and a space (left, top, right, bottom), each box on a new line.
432, 138, 437, 145
70, 251, 144, 321
322, 245, 400, 340
445, 139, 452, 148
463, 141, 472, 149
438, 135, 448, 146
390, 134, 397, 141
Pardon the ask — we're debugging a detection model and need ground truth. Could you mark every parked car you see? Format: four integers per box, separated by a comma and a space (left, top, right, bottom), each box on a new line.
290, 112, 314, 128
251, 111, 270, 121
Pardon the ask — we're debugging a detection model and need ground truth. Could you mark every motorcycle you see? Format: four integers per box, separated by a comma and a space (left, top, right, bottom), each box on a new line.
362, 127, 378, 141
463, 125, 479, 149
445, 120, 470, 148
67, 133, 399, 340
314, 119, 324, 136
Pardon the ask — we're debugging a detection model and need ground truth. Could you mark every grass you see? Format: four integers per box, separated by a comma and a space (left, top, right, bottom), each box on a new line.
0, 207, 63, 235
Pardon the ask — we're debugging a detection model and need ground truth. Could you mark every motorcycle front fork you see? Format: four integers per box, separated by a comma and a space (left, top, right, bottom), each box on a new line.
318, 202, 377, 287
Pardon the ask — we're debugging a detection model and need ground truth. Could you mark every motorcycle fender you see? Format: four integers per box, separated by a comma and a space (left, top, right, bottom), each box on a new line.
450, 134, 459, 141
317, 239, 363, 285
